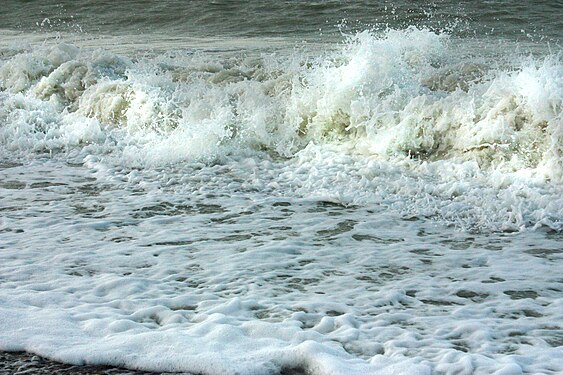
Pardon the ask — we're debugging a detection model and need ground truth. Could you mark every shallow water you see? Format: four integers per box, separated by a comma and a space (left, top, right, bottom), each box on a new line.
1, 156, 561, 374
1, 1, 562, 374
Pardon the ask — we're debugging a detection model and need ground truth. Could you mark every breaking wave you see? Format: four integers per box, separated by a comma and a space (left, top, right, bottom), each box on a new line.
1, 28, 561, 230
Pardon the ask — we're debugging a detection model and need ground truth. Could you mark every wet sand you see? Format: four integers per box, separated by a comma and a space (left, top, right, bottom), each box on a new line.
0, 352, 308, 375
0, 352, 188, 375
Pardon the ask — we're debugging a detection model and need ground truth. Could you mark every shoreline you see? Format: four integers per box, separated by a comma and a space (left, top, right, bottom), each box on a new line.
0, 352, 308, 375
0, 351, 186, 375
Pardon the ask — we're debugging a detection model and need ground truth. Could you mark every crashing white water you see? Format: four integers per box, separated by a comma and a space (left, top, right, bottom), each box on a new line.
1, 28, 561, 230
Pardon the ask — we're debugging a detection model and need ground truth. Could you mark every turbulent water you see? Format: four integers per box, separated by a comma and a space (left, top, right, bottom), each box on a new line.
0, 1, 562, 374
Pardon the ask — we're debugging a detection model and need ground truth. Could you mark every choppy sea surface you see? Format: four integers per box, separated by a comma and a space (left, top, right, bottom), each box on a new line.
1, 1, 562, 374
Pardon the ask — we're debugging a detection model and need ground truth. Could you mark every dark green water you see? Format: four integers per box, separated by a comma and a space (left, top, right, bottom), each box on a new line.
1, 0, 561, 42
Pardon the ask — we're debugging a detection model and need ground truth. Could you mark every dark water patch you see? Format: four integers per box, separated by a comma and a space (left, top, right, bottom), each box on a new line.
482, 276, 505, 284
110, 236, 134, 243
316, 220, 357, 238
455, 290, 489, 302
353, 234, 403, 244
280, 366, 308, 375
132, 202, 194, 218
544, 334, 563, 348
520, 309, 543, 318
504, 290, 539, 300
73, 183, 107, 196
272, 201, 291, 207
265, 216, 287, 221
29, 181, 67, 188
450, 340, 470, 353
308, 201, 358, 214
0, 180, 26, 189
0, 228, 16, 233
297, 259, 315, 267
483, 244, 504, 251
508, 330, 526, 337
0, 351, 170, 375
321, 269, 346, 277
73, 203, 106, 218
210, 210, 253, 224
440, 238, 474, 250
409, 248, 432, 255
146, 240, 195, 247
270, 226, 293, 231
356, 275, 377, 283
540, 228, 563, 241
0, 162, 23, 170
132, 202, 226, 219
524, 247, 562, 259
169, 305, 197, 311
326, 310, 344, 317
216, 234, 252, 242
195, 203, 226, 214
287, 277, 319, 290
67, 269, 96, 277
420, 299, 461, 306
379, 272, 396, 280
0, 205, 24, 212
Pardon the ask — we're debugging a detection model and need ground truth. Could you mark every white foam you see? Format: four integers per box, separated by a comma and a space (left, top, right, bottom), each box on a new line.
0, 28, 562, 374
1, 159, 561, 373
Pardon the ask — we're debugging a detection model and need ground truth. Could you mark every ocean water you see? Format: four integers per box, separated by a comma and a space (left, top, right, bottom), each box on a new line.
0, 1, 562, 374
